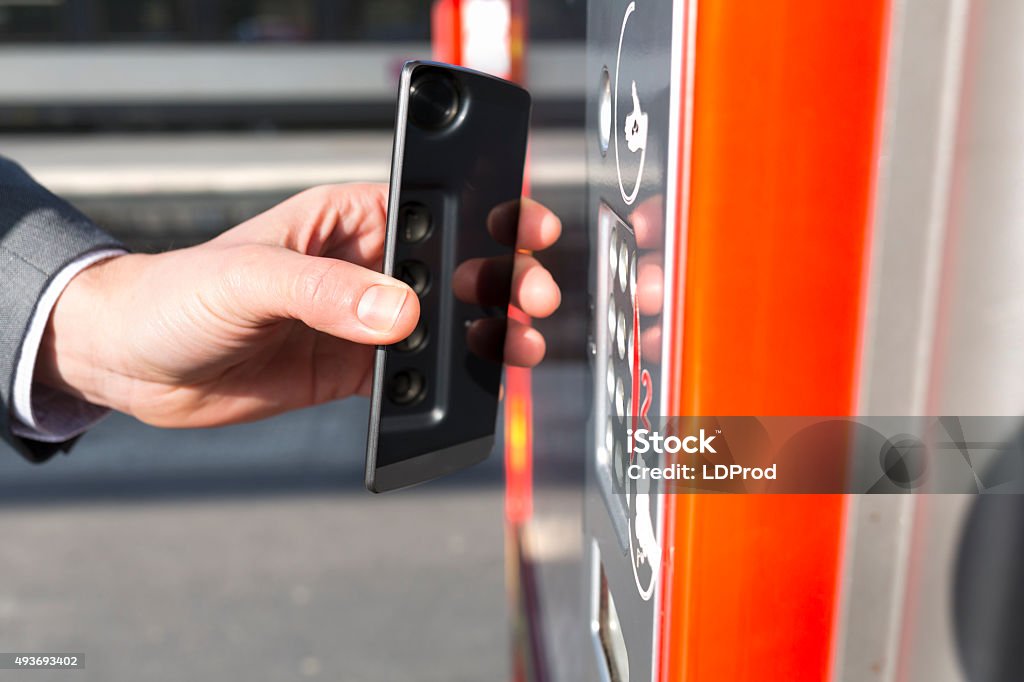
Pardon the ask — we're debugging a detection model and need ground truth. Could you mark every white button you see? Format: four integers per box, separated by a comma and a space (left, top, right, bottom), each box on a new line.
618, 242, 629, 292
606, 360, 616, 401
607, 294, 617, 338
630, 253, 638, 299
608, 230, 618, 281
615, 377, 625, 420
614, 441, 624, 485
628, 325, 635, 371
617, 311, 626, 359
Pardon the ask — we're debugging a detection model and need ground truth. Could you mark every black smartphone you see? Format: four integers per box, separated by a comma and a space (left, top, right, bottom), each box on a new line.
364, 61, 531, 493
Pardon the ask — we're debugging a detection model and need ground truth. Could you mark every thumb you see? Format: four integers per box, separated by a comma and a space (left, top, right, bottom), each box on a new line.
232, 245, 420, 345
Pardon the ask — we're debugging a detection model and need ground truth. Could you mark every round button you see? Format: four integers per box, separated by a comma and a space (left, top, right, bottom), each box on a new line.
598, 67, 612, 156
607, 360, 616, 401
409, 71, 461, 131
614, 441, 624, 485
608, 229, 618, 281
627, 325, 635, 371
615, 377, 625, 421
630, 253, 638, 299
399, 203, 433, 244
396, 260, 430, 296
619, 242, 629, 293
617, 311, 627, 359
607, 294, 617, 338
387, 369, 426, 406
394, 322, 428, 353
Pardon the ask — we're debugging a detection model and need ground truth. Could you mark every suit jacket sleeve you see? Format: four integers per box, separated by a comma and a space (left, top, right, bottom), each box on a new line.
0, 156, 125, 462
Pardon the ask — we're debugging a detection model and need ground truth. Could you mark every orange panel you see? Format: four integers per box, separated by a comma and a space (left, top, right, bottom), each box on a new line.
659, 1, 888, 680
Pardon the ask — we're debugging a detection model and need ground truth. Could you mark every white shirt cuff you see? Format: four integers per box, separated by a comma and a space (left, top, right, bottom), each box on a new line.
10, 249, 126, 443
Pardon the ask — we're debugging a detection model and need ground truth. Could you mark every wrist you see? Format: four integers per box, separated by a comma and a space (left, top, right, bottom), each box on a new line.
36, 253, 139, 410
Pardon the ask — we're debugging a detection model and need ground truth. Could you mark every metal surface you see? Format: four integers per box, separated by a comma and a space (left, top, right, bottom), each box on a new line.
525, 0, 1024, 679
900, 0, 1024, 679
838, 0, 1024, 679
833, 1, 969, 680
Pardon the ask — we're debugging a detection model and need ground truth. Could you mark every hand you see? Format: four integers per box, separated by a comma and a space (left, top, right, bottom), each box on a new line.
630, 194, 665, 363
37, 184, 562, 428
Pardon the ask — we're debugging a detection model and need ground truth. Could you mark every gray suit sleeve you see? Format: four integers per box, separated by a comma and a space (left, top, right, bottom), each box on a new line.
0, 156, 125, 462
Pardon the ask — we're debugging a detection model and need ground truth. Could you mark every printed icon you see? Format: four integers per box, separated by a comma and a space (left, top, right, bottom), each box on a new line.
634, 490, 661, 577
613, 1, 646, 205
624, 81, 648, 154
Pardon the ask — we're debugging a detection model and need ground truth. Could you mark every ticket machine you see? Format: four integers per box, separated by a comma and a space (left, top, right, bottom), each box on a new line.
570, 1, 881, 679
434, 1, 1024, 680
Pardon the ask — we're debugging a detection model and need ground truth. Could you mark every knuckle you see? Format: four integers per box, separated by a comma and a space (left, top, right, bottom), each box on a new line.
294, 259, 352, 320
302, 184, 345, 206
302, 184, 333, 199
298, 259, 332, 303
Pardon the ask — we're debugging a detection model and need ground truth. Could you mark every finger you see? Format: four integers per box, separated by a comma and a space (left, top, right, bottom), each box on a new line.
453, 255, 513, 307
641, 325, 662, 365
233, 245, 419, 345
516, 198, 562, 252
629, 194, 664, 250
504, 319, 546, 367
512, 255, 560, 318
464, 317, 545, 367
220, 183, 389, 262
488, 198, 563, 252
453, 254, 561, 318
637, 256, 663, 315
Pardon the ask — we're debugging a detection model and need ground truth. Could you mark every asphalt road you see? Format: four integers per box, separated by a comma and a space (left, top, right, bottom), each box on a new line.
0, 397, 509, 682
0, 361, 586, 682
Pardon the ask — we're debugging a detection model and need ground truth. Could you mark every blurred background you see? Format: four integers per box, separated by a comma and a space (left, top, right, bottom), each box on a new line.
0, 2, 588, 680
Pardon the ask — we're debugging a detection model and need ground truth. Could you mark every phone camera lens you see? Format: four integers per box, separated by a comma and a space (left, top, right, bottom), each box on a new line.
396, 260, 430, 296
387, 369, 426, 406
409, 71, 460, 131
394, 322, 428, 353
399, 203, 432, 244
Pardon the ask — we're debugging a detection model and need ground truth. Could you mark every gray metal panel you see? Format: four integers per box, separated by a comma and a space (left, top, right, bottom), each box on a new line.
849, 0, 1024, 680
836, 1, 970, 681
899, 495, 974, 682
928, 0, 1024, 417
902, 0, 1024, 679
856, 0, 968, 418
